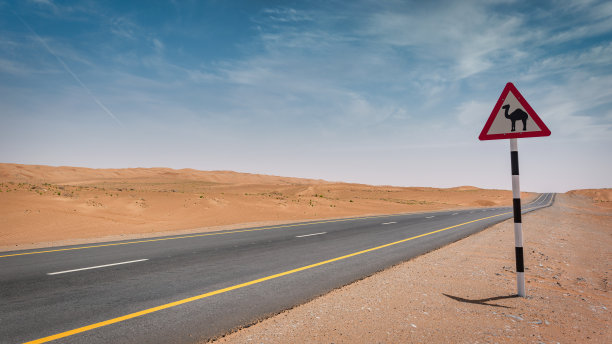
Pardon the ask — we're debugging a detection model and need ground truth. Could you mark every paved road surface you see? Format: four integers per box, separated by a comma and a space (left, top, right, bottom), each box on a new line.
0, 193, 555, 344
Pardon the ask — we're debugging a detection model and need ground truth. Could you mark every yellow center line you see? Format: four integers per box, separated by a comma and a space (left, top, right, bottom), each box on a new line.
0, 213, 401, 259
23, 211, 511, 344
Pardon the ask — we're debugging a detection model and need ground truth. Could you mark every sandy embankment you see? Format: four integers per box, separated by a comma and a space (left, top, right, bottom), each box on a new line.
0, 163, 533, 251
213, 192, 611, 343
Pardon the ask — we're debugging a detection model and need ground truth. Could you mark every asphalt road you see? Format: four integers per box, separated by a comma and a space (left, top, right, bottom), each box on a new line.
0, 193, 555, 344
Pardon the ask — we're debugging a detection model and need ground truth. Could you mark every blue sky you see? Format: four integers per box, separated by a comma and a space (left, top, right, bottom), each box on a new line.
1, 0, 611, 192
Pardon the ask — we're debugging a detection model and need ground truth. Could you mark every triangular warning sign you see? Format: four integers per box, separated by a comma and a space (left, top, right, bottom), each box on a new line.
479, 82, 551, 140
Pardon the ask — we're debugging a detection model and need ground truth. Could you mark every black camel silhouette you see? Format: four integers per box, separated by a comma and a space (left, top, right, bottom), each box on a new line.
502, 104, 528, 131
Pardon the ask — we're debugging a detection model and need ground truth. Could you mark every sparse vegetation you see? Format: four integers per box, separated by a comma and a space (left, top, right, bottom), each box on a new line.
380, 198, 433, 205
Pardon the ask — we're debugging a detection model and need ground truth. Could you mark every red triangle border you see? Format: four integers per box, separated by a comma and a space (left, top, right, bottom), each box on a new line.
479, 82, 551, 140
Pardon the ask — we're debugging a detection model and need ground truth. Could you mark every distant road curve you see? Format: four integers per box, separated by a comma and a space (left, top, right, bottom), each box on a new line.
0, 193, 555, 344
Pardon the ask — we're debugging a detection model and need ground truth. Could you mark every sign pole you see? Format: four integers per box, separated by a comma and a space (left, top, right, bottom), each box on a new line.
480, 82, 549, 298
510, 138, 526, 297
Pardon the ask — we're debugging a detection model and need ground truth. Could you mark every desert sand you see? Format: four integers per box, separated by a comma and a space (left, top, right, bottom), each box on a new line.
213, 192, 611, 343
0, 163, 534, 251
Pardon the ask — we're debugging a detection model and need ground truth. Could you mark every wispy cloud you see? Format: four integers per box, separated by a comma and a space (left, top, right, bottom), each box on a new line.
0, 57, 48, 76
28, 0, 56, 9
260, 7, 314, 23
363, 3, 532, 80
152, 38, 164, 53
535, 73, 612, 139
109, 16, 138, 40
14, 12, 123, 126
524, 42, 612, 78
456, 100, 492, 127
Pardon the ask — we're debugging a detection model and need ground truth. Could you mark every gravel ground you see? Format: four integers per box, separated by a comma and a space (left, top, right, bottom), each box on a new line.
211, 194, 611, 343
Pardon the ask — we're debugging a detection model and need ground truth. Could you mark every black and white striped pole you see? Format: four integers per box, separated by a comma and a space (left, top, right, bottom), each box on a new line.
479, 82, 551, 298
510, 138, 525, 297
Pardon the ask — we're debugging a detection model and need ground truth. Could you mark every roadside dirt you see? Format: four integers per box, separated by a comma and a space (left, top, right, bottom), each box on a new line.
213, 193, 611, 343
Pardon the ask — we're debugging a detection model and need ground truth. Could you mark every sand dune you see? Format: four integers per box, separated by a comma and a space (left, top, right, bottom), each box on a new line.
567, 188, 612, 203
1, 163, 535, 250
0, 163, 326, 185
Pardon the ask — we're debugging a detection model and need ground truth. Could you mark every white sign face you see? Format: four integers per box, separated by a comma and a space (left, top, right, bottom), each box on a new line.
485, 90, 543, 135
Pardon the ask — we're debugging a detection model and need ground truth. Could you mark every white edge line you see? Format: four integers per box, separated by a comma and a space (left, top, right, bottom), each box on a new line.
47, 259, 149, 275
381, 222, 397, 225
425, 216, 435, 218
295, 232, 327, 238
